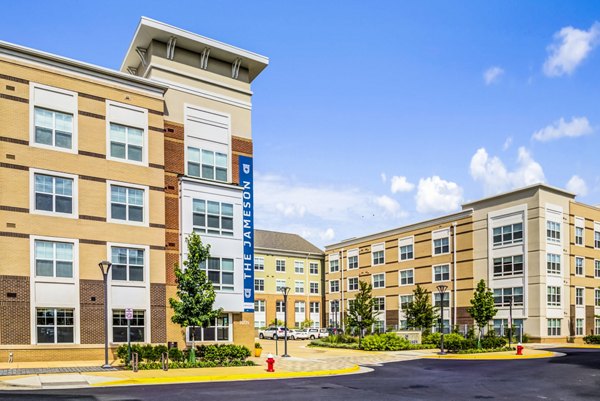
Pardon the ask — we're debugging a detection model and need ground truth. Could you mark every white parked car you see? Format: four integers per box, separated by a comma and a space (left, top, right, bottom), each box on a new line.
258, 326, 289, 339
289, 329, 311, 340
306, 328, 329, 339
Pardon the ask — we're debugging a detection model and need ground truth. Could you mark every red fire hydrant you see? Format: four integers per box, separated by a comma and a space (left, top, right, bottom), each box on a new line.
266, 353, 275, 372
516, 343, 524, 356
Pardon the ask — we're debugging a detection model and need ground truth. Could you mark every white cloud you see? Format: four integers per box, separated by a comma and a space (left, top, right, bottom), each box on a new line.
566, 175, 588, 196
543, 22, 600, 77
380, 173, 387, 183
320, 228, 335, 241
390, 176, 415, 193
469, 147, 545, 195
374, 195, 406, 218
532, 116, 593, 142
415, 176, 463, 214
503, 136, 513, 151
483, 66, 504, 85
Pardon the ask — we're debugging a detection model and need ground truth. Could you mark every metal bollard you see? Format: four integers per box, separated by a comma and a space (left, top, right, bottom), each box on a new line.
161, 352, 169, 371
275, 336, 279, 356
132, 352, 139, 372
8, 352, 13, 363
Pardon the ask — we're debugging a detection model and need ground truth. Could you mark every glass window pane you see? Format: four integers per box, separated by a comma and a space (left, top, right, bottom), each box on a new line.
35, 241, 54, 259
112, 264, 127, 280
207, 215, 220, 228
188, 147, 201, 162
35, 127, 53, 145
35, 174, 53, 193
111, 248, 125, 264
188, 162, 200, 177
36, 260, 54, 277
215, 168, 227, 182
215, 153, 227, 167
55, 196, 72, 214
129, 265, 144, 282
222, 217, 233, 230
128, 206, 143, 222
129, 249, 144, 265
110, 124, 126, 142
37, 327, 55, 343
193, 213, 205, 227
222, 272, 234, 285
54, 112, 72, 133
34, 108, 53, 128
222, 259, 234, 271
221, 203, 233, 216
203, 327, 216, 341
113, 327, 127, 343
111, 204, 127, 220
202, 150, 214, 165
193, 200, 206, 213
130, 327, 145, 342
128, 189, 144, 206
111, 186, 126, 203
55, 243, 72, 260
111, 142, 126, 159
56, 262, 73, 278
128, 127, 143, 146
54, 178, 72, 196
55, 131, 72, 149
128, 145, 142, 162
202, 165, 214, 180
207, 201, 220, 214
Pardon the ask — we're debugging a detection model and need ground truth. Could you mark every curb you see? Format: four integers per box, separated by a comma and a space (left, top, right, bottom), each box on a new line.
92, 365, 361, 387
423, 351, 556, 360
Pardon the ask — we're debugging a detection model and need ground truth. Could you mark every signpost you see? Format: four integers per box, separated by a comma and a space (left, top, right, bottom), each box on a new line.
125, 308, 133, 365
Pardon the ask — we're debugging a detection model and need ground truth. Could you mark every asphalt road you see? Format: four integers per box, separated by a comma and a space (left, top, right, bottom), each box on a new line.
0, 348, 598, 401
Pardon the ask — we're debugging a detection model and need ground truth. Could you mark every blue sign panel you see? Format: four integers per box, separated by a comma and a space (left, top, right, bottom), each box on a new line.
239, 155, 254, 312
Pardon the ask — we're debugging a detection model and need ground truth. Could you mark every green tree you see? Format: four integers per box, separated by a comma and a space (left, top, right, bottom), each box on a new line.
269, 319, 284, 327
347, 281, 379, 334
169, 232, 222, 362
467, 279, 497, 346
301, 319, 314, 329
403, 284, 437, 332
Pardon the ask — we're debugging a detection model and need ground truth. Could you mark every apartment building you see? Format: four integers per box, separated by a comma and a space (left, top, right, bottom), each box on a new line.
254, 230, 324, 329
325, 184, 600, 342
0, 17, 267, 360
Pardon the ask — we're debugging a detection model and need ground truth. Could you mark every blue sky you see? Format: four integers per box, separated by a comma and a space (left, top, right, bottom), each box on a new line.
3, 1, 599, 247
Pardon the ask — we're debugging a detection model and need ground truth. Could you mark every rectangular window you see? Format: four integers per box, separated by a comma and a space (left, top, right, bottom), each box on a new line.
200, 257, 234, 291
310, 262, 319, 275
400, 295, 413, 310
493, 287, 524, 307
34, 240, 73, 278
112, 309, 145, 342
400, 244, 414, 261
348, 255, 358, 269
493, 255, 524, 277
34, 107, 73, 149
329, 258, 339, 272
36, 308, 74, 344
493, 319, 524, 336
433, 264, 450, 282
595, 230, 600, 248
254, 257, 264, 271
547, 253, 561, 275
254, 278, 264, 292
276, 301, 285, 313
310, 302, 320, 314
596, 289, 600, 307
372, 250, 384, 265
547, 286, 561, 307
493, 223, 523, 246
330, 280, 340, 293
576, 288, 584, 306
110, 185, 144, 223
433, 237, 449, 255
276, 260, 286, 272
547, 318, 561, 336
373, 273, 385, 288
399, 269, 414, 286
348, 277, 359, 291
310, 282, 319, 294
111, 247, 144, 282
595, 260, 600, 278
546, 221, 561, 243
192, 199, 233, 236
34, 173, 73, 215
110, 123, 143, 162
596, 319, 600, 335
189, 315, 230, 342
187, 146, 228, 182
434, 293, 450, 308
254, 299, 265, 312
294, 261, 304, 274
295, 301, 305, 314
276, 279, 286, 293
575, 257, 584, 276
295, 280, 304, 294
373, 297, 385, 312
576, 319, 584, 336
575, 227, 584, 246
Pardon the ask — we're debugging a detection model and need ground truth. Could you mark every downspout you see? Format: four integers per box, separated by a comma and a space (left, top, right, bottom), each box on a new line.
305, 252, 311, 327
340, 248, 345, 332
453, 221, 458, 328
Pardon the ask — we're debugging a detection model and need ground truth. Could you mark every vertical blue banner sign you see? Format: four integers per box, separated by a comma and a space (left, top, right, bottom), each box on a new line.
239, 155, 254, 312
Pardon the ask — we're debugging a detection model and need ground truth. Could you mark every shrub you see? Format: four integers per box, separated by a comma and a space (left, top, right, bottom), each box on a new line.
443, 333, 467, 351
323, 334, 358, 344
583, 335, 600, 344
309, 340, 359, 349
168, 347, 185, 362
196, 344, 251, 363
422, 332, 441, 346
481, 334, 506, 349
255, 342, 262, 349
361, 333, 410, 351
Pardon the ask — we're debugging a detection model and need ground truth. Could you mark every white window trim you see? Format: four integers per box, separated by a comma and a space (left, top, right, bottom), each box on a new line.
347, 277, 359, 292
575, 256, 585, 277
29, 235, 81, 345
106, 180, 150, 227
399, 268, 415, 286
398, 236, 415, 261
294, 260, 305, 274
329, 279, 340, 293
254, 278, 265, 293
29, 82, 78, 154
275, 259, 286, 273
575, 286, 585, 307
185, 313, 233, 344
106, 242, 150, 287
372, 243, 385, 265
309, 261, 320, 275
432, 229, 450, 255
294, 280, 305, 294
575, 217, 585, 247
595, 259, 600, 279
373, 296, 386, 313
432, 263, 450, 283
183, 103, 232, 183
372, 272, 386, 289
111, 309, 149, 344
106, 100, 149, 167
309, 281, 320, 295
347, 249, 359, 269
29, 168, 78, 219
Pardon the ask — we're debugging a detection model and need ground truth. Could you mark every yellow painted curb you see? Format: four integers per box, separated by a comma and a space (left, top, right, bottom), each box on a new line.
547, 345, 600, 349
424, 351, 556, 360
92, 365, 361, 387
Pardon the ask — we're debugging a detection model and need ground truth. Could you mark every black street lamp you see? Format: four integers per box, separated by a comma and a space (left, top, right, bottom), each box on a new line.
281, 286, 291, 357
98, 260, 112, 369
357, 315, 363, 348
508, 297, 513, 348
436, 284, 448, 355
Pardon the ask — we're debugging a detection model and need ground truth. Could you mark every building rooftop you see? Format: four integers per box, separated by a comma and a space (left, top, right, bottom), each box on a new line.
255, 229, 323, 256
121, 17, 269, 82
461, 183, 575, 208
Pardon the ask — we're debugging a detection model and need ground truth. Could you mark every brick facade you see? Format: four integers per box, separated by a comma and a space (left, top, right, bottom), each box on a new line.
79, 279, 105, 344
0, 275, 30, 345
151, 283, 167, 343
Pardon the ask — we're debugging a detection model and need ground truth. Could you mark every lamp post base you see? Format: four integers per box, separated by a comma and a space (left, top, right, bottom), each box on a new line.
101, 364, 112, 369
438, 351, 446, 355
282, 354, 290, 357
